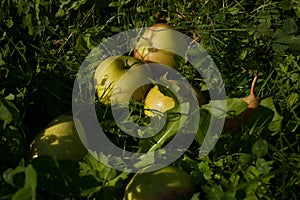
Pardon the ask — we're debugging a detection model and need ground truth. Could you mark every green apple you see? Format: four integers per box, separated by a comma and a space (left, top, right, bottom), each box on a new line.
124, 165, 194, 200
29, 115, 87, 161
144, 80, 207, 117
134, 23, 187, 69
94, 56, 152, 105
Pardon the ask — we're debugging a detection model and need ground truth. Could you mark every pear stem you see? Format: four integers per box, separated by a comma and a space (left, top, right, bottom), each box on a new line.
250, 71, 258, 97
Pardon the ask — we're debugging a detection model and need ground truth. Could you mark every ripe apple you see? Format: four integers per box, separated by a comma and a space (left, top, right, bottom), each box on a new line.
94, 56, 152, 105
123, 165, 194, 200
144, 85, 176, 117
144, 80, 207, 117
29, 115, 87, 161
134, 23, 187, 69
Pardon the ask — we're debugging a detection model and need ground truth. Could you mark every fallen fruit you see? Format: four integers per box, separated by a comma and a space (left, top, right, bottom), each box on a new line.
123, 165, 194, 200
94, 56, 152, 105
144, 85, 176, 117
29, 114, 87, 161
224, 72, 260, 132
134, 23, 187, 68
144, 80, 207, 117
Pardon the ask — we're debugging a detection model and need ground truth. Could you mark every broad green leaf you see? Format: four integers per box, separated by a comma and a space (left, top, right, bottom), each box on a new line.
134, 152, 155, 169
196, 98, 246, 147
79, 152, 129, 198
272, 40, 291, 52
79, 152, 118, 182
283, 18, 298, 35
272, 31, 294, 52
259, 97, 283, 132
252, 139, 268, 158
201, 98, 248, 118
12, 165, 37, 200
290, 35, 300, 53
243, 97, 282, 133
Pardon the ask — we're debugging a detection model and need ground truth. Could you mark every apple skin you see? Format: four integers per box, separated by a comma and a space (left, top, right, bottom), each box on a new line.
134, 23, 187, 69
94, 56, 152, 105
29, 115, 87, 161
144, 80, 207, 117
144, 85, 176, 117
123, 165, 194, 200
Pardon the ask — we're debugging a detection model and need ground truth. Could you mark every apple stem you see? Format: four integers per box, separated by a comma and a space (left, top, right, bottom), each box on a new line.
124, 59, 140, 69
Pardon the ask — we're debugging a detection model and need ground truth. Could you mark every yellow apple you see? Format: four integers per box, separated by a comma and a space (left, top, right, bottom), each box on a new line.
144, 80, 207, 117
94, 56, 152, 105
29, 115, 87, 161
124, 165, 194, 200
134, 23, 187, 69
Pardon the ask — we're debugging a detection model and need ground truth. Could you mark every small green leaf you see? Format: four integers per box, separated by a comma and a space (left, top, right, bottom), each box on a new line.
6, 18, 14, 28
287, 92, 299, 107
24, 14, 34, 35
110, 26, 122, 32
0, 54, 5, 66
198, 161, 213, 180
0, 99, 13, 127
190, 192, 200, 200
252, 139, 268, 158
256, 158, 273, 175
245, 165, 260, 180
239, 154, 255, 164
108, 2, 122, 7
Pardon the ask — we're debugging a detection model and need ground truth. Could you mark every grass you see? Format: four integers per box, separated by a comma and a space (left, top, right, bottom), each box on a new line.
0, 0, 299, 199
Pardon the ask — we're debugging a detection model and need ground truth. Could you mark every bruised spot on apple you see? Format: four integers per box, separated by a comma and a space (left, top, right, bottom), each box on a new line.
94, 56, 152, 105
123, 165, 194, 200
134, 23, 187, 69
